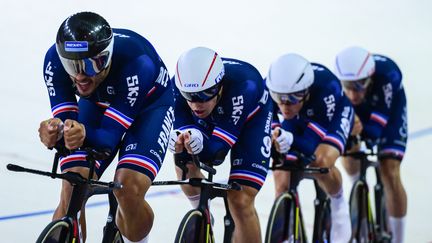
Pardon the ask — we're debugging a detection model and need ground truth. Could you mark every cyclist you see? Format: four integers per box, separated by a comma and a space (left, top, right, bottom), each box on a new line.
266, 53, 354, 243
38, 12, 173, 243
168, 47, 273, 242
335, 46, 408, 243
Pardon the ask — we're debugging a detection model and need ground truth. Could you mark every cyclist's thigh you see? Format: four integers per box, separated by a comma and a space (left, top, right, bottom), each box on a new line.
116, 90, 174, 182
378, 90, 408, 162
229, 102, 272, 191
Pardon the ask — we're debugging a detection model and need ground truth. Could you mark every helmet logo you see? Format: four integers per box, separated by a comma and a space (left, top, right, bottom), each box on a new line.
214, 69, 225, 84
65, 41, 89, 52
184, 83, 199, 88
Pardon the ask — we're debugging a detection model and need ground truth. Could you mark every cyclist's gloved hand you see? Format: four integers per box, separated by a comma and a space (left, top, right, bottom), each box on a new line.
184, 128, 204, 155
63, 119, 86, 150
272, 127, 293, 154
168, 129, 182, 154
39, 118, 64, 148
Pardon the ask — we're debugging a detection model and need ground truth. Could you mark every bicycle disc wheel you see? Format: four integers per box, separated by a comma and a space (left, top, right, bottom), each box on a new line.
349, 181, 373, 243
312, 199, 331, 243
36, 219, 72, 243
265, 192, 301, 243
175, 209, 212, 243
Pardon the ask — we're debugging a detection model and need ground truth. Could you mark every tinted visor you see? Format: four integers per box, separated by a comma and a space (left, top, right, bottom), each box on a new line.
58, 40, 113, 77
180, 84, 222, 102
270, 89, 309, 105
341, 78, 371, 92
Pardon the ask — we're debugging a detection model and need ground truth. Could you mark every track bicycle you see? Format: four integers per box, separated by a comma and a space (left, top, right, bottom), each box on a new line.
344, 140, 392, 243
152, 154, 241, 243
6, 146, 123, 243
265, 150, 331, 243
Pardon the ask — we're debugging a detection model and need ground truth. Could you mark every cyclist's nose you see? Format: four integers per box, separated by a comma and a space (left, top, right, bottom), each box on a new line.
74, 73, 88, 82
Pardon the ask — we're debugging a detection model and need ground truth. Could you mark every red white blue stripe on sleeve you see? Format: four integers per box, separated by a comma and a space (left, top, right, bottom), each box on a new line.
323, 134, 345, 153
246, 106, 261, 122
51, 102, 79, 117
118, 154, 159, 178
229, 170, 266, 187
285, 153, 298, 161
271, 122, 281, 129
307, 122, 327, 139
59, 151, 101, 169
178, 125, 200, 132
370, 112, 388, 127
96, 102, 110, 109
212, 127, 237, 147
104, 107, 133, 129
146, 86, 157, 98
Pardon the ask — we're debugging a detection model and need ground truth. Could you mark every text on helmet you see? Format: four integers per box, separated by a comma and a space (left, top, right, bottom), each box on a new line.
64, 41, 88, 52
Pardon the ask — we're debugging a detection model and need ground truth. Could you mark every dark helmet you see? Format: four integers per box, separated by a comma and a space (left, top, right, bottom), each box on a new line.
56, 12, 114, 76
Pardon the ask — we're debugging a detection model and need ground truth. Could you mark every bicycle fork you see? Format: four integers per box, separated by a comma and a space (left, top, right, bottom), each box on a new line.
67, 183, 89, 243
373, 168, 392, 242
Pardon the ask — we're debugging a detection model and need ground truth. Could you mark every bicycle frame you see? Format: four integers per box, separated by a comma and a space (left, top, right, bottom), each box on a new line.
7, 147, 122, 243
265, 151, 330, 243
345, 147, 392, 243
155, 154, 239, 243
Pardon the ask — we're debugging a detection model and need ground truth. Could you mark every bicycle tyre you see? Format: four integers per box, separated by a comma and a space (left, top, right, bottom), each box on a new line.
175, 209, 213, 243
265, 192, 303, 243
36, 219, 73, 243
349, 180, 373, 243
312, 199, 331, 243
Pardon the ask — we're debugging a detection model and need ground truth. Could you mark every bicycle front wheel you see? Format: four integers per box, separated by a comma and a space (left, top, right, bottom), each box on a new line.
349, 180, 374, 243
175, 209, 213, 243
265, 192, 304, 243
36, 219, 73, 243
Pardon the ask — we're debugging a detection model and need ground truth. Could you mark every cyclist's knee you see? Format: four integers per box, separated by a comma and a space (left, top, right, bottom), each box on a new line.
228, 186, 257, 215
314, 153, 337, 169
379, 158, 401, 182
114, 169, 151, 206
273, 170, 290, 196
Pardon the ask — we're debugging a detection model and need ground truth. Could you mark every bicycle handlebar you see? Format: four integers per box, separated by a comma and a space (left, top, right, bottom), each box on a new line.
51, 145, 112, 160
270, 162, 329, 174
6, 163, 122, 189
152, 178, 241, 191
191, 154, 216, 175
270, 149, 328, 174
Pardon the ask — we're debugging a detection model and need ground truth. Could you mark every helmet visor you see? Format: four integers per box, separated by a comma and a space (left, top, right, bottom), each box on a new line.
58, 40, 113, 77
341, 77, 371, 92
180, 84, 222, 102
270, 89, 309, 105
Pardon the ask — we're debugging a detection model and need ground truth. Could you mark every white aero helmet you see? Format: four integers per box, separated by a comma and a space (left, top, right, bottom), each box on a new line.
175, 47, 225, 102
334, 46, 375, 81
266, 53, 314, 104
